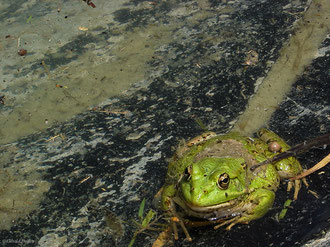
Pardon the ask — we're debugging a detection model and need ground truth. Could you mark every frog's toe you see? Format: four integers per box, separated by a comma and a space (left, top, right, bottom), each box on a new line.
170, 218, 179, 240
287, 179, 305, 200
225, 222, 239, 231
302, 177, 309, 187
214, 216, 240, 230
294, 180, 301, 200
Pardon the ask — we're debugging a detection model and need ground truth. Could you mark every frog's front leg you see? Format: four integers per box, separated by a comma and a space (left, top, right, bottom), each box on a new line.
214, 189, 275, 230
274, 156, 309, 200
258, 128, 308, 199
167, 198, 192, 241
161, 185, 192, 241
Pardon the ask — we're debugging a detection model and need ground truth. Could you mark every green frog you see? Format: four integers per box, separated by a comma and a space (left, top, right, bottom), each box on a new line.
160, 128, 307, 241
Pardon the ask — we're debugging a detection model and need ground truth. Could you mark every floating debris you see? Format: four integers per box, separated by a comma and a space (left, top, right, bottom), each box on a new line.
290, 153, 330, 180
17, 49, 27, 56
26, 15, 32, 23
78, 26, 89, 31
82, 0, 96, 8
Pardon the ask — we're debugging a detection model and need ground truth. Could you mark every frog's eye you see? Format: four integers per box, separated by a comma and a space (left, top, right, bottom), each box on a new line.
217, 173, 230, 190
184, 165, 192, 181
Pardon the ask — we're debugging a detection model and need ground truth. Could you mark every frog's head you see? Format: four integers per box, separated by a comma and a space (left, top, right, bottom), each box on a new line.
179, 157, 247, 207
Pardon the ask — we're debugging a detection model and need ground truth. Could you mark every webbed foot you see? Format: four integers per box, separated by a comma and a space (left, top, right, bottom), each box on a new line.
287, 177, 308, 200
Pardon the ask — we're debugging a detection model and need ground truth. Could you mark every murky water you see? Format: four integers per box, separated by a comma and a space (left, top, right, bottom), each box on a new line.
233, 0, 329, 135
0, 0, 177, 144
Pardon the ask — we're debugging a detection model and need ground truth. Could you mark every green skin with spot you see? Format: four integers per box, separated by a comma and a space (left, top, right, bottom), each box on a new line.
161, 128, 303, 228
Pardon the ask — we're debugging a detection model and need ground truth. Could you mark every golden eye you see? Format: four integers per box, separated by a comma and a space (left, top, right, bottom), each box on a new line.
217, 173, 230, 189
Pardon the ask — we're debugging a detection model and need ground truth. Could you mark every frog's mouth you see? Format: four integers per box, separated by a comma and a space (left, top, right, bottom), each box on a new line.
185, 200, 238, 212
174, 192, 245, 221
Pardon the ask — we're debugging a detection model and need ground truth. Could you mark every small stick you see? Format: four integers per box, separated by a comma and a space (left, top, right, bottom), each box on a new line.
250, 133, 330, 171
290, 153, 330, 180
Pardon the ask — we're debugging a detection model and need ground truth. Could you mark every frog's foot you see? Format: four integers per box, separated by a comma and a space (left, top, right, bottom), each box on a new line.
213, 216, 244, 231
288, 175, 318, 199
288, 177, 318, 200
287, 177, 308, 200
170, 215, 192, 241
